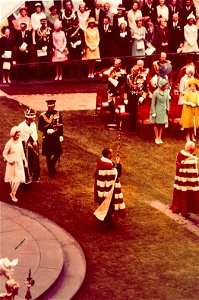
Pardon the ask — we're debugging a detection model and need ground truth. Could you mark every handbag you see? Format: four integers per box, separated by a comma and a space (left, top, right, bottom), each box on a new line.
136, 40, 144, 50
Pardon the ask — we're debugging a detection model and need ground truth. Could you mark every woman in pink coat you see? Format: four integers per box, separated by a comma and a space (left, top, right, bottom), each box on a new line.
52, 20, 68, 80
3, 126, 28, 202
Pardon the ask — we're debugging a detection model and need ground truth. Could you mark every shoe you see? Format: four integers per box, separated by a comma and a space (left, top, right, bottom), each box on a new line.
25, 180, 32, 184
88, 74, 91, 78
54, 76, 59, 80
59, 76, 62, 80
90, 74, 94, 78
192, 137, 196, 142
7, 79, 11, 83
159, 140, 164, 144
10, 193, 18, 202
3, 79, 6, 83
155, 139, 160, 145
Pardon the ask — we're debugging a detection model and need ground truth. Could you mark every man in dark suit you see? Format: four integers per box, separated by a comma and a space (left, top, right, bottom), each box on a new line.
15, 22, 32, 81
89, 0, 106, 25
99, 16, 113, 62
168, 13, 184, 53
141, 0, 157, 24
168, 0, 182, 23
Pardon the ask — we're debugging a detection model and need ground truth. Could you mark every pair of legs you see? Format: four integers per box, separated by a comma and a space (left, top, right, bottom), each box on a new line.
46, 154, 60, 176
88, 60, 96, 78
154, 124, 164, 144
2, 69, 11, 83
185, 128, 196, 142
9, 176, 20, 202
55, 63, 63, 80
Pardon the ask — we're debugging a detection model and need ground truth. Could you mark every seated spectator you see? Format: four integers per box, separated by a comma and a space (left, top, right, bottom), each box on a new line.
99, 16, 113, 60
0, 27, 15, 83
13, 6, 32, 31
180, 0, 196, 26
67, 18, 85, 78
127, 0, 142, 30
182, 14, 199, 53
31, 3, 46, 44
52, 20, 69, 80
156, 0, 169, 24
142, 0, 157, 24
15, 22, 32, 81
154, 18, 169, 53
46, 5, 59, 29
131, 17, 146, 57
178, 65, 195, 104
83, 17, 100, 78
77, 2, 90, 32
168, 13, 184, 53
59, 0, 78, 34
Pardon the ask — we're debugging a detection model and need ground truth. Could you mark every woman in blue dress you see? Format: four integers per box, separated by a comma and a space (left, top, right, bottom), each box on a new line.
149, 78, 169, 144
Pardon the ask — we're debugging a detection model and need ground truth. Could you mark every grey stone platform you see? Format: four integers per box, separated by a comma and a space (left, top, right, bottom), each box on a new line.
0, 202, 86, 299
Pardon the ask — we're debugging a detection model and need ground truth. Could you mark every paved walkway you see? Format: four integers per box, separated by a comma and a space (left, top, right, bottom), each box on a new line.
0, 202, 86, 300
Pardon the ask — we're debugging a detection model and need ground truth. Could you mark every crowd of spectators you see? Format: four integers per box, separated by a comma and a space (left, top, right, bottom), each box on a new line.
0, 0, 199, 82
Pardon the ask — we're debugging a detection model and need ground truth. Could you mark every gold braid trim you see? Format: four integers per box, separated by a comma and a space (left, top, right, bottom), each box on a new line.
43, 114, 54, 124
37, 27, 51, 40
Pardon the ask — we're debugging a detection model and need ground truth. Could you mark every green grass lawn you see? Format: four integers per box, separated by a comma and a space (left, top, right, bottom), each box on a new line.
1, 96, 199, 300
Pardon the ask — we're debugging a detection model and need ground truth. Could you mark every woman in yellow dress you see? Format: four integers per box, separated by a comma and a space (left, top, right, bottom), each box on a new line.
180, 79, 199, 142
84, 17, 100, 78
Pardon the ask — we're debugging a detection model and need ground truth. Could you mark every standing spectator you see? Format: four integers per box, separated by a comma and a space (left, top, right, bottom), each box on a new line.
52, 20, 68, 80
35, 18, 52, 63
94, 147, 126, 231
2, 126, 28, 202
131, 17, 146, 57
142, 0, 157, 24
31, 3, 46, 44
145, 19, 156, 51
0, 27, 15, 84
77, 2, 90, 32
12, 6, 32, 31
127, 0, 142, 30
155, 0, 169, 24
46, 5, 59, 29
59, 0, 78, 34
38, 100, 63, 177
170, 141, 199, 218
182, 14, 199, 53
99, 16, 113, 61
149, 78, 169, 144
178, 65, 195, 104
15, 22, 32, 81
180, 0, 196, 26
168, 13, 184, 53
67, 18, 85, 77
18, 108, 40, 183
116, 19, 132, 66
89, 0, 106, 24
112, 4, 128, 37
84, 17, 100, 78
179, 80, 199, 142
103, 2, 115, 26
154, 18, 169, 53
168, 0, 182, 24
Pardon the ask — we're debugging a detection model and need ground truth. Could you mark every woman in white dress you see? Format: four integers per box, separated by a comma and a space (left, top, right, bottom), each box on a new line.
182, 14, 199, 53
77, 2, 90, 31
3, 126, 27, 202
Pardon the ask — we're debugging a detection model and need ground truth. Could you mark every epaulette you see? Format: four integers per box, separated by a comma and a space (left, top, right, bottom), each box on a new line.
41, 112, 46, 116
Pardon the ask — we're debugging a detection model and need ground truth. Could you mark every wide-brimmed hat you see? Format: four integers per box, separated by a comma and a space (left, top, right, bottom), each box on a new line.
35, 2, 42, 7
187, 78, 199, 87
158, 78, 168, 88
10, 126, 20, 137
88, 17, 96, 24
19, 6, 28, 12
186, 65, 195, 74
117, 4, 125, 10
187, 13, 196, 20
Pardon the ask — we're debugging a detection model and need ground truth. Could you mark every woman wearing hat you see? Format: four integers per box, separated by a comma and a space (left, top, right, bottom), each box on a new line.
84, 17, 100, 78
178, 65, 195, 105
179, 79, 199, 142
131, 16, 146, 57
182, 14, 199, 53
127, 0, 142, 30
3, 126, 28, 202
149, 78, 169, 144
46, 5, 59, 29
13, 6, 32, 31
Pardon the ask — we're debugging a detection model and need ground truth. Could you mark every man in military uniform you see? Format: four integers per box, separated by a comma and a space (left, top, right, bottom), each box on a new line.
126, 63, 148, 130
103, 58, 126, 124
38, 100, 63, 176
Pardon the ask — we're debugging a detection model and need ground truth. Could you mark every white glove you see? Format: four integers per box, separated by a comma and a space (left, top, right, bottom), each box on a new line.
138, 96, 144, 104
124, 99, 128, 105
74, 40, 81, 47
24, 161, 28, 168
47, 129, 55, 134
42, 46, 47, 51
108, 77, 119, 87
191, 103, 196, 107
152, 113, 156, 118
59, 136, 64, 142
